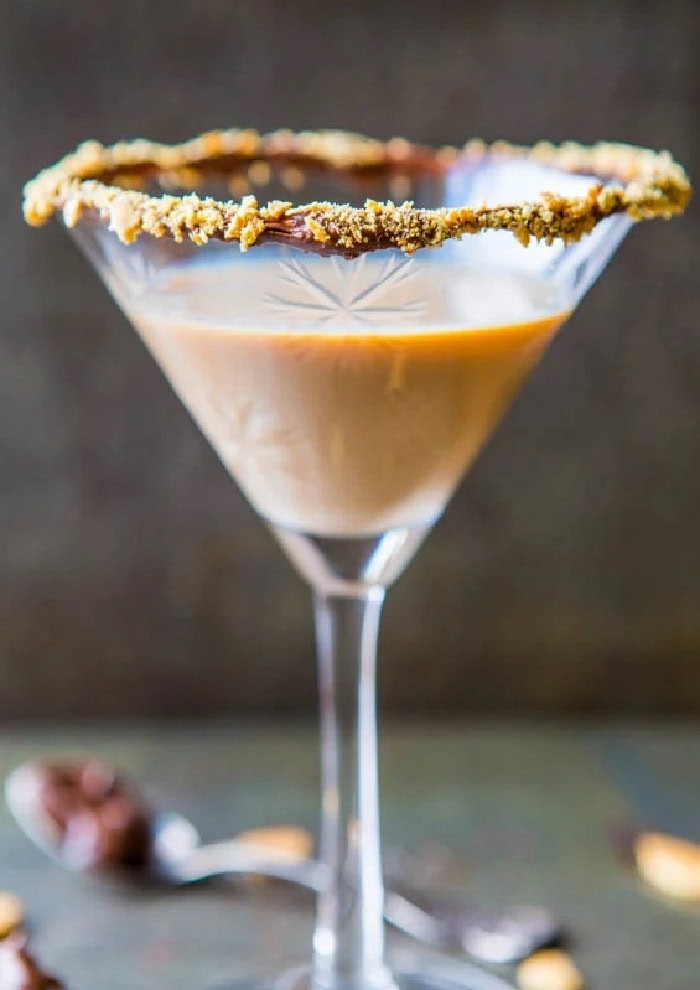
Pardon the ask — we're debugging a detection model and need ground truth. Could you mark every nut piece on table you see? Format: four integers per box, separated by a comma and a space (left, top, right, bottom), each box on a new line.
516, 948, 584, 990
0, 932, 66, 989
0, 893, 23, 939
230, 825, 314, 887
634, 831, 700, 901
234, 825, 314, 863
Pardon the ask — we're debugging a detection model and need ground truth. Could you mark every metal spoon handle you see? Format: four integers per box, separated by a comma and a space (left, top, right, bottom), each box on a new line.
177, 845, 557, 964
176, 840, 326, 888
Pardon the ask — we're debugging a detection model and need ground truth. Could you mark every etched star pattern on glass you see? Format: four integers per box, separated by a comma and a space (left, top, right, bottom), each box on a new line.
263, 255, 427, 328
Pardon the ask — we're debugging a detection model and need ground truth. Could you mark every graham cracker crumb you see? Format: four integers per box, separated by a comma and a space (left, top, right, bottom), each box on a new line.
23, 128, 691, 257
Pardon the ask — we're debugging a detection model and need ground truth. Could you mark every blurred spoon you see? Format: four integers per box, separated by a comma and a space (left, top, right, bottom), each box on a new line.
5, 761, 560, 965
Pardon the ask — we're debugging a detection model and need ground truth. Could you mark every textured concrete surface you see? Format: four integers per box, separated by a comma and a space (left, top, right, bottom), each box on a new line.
2, 1, 699, 717
1, 723, 699, 989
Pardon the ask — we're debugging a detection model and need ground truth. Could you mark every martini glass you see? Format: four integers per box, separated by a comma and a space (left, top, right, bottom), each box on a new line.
23, 131, 689, 990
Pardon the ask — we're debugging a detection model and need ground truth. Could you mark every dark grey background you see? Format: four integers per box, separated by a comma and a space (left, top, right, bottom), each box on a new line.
2, 0, 698, 719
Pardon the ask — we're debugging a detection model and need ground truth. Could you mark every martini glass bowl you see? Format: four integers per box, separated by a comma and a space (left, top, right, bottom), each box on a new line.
23, 131, 689, 990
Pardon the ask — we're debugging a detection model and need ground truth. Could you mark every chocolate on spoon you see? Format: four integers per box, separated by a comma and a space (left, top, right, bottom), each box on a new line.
5, 759, 151, 872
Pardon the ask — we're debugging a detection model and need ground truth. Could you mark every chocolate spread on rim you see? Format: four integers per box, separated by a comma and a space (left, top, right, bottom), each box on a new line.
23, 128, 690, 257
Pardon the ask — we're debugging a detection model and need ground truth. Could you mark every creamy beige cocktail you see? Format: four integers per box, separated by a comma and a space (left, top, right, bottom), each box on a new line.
130, 258, 566, 537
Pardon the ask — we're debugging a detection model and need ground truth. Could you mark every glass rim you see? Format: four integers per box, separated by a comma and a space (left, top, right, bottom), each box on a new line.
23, 127, 691, 258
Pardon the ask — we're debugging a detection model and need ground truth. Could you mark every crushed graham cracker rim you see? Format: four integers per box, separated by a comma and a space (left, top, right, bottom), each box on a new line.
23, 128, 691, 257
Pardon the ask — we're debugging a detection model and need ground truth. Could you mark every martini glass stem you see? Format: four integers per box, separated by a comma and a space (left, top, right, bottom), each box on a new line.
313, 587, 391, 990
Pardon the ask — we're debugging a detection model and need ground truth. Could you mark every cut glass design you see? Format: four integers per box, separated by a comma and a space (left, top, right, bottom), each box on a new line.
263, 255, 427, 328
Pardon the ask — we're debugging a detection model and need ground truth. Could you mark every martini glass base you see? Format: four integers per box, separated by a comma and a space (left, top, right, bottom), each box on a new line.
206, 951, 515, 990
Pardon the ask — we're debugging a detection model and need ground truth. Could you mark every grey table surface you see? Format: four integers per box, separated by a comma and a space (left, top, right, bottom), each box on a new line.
0, 723, 698, 989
